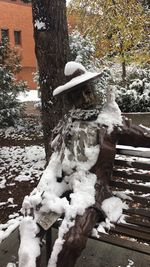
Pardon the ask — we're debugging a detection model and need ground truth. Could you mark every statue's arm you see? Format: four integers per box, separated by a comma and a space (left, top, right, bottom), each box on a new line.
118, 120, 150, 147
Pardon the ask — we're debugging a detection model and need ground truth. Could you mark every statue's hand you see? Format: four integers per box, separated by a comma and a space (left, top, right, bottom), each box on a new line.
21, 195, 34, 218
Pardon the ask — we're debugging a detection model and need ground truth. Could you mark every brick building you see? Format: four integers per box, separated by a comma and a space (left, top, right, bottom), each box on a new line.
0, 0, 37, 89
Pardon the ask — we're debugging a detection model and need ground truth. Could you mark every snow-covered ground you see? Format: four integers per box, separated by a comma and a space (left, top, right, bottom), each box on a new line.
0, 145, 45, 243
0, 116, 43, 141
0, 146, 45, 188
17, 90, 40, 102
0, 89, 44, 245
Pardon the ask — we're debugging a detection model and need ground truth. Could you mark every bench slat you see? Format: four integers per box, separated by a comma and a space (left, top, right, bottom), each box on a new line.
117, 222, 150, 234
124, 208, 150, 218
115, 159, 150, 171
110, 180, 150, 194
128, 194, 150, 206
126, 217, 150, 229
113, 169, 150, 182
91, 232, 150, 255
116, 146, 150, 158
111, 225, 150, 242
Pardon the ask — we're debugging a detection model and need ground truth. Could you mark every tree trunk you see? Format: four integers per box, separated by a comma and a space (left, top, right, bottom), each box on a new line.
31, 0, 70, 161
119, 38, 126, 85
121, 59, 126, 85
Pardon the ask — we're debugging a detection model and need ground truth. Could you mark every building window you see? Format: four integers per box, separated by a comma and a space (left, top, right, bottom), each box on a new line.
1, 29, 9, 42
14, 30, 21, 45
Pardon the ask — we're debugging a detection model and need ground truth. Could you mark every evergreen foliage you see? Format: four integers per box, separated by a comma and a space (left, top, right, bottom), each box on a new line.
69, 30, 96, 69
69, 31, 150, 112
0, 39, 28, 127
116, 65, 150, 112
69, 30, 111, 105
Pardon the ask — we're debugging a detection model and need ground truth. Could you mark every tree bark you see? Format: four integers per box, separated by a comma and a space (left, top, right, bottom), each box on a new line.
121, 60, 126, 83
119, 39, 126, 85
31, 0, 70, 161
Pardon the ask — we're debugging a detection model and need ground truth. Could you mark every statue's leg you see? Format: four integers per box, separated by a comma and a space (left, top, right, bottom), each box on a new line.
57, 207, 99, 267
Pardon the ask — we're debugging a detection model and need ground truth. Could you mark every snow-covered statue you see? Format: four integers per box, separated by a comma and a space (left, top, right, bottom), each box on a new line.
19, 62, 150, 267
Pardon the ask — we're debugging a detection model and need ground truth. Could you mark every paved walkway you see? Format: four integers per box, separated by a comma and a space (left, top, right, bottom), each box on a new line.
0, 228, 150, 267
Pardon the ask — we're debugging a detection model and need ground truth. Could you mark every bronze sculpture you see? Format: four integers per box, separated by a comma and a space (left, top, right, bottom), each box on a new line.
19, 61, 150, 267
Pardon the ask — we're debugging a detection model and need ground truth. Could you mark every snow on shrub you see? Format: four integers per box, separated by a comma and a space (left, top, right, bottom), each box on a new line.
69, 30, 112, 104
69, 29, 96, 70
115, 64, 150, 112
0, 38, 28, 127
69, 31, 150, 112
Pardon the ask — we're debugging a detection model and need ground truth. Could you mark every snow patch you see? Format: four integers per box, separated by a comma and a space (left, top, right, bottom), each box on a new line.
97, 86, 122, 134
34, 20, 46, 30
6, 263, 16, 267
17, 90, 40, 102
126, 259, 134, 267
19, 217, 40, 267
101, 196, 128, 222
64, 61, 86, 76
53, 71, 101, 96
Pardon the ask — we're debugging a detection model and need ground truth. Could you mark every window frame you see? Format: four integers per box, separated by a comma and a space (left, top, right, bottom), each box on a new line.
1, 28, 9, 42
14, 30, 22, 46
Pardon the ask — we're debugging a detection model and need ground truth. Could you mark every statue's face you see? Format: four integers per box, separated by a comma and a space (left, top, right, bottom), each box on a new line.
67, 83, 96, 109
82, 87, 96, 108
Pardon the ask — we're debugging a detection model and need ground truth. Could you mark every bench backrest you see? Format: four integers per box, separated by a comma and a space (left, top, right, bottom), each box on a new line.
105, 145, 150, 255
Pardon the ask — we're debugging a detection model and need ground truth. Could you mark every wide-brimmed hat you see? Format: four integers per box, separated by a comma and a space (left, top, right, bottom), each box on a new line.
53, 61, 102, 97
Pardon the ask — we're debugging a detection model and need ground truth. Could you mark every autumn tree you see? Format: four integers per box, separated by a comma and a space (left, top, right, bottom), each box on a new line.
31, 0, 70, 161
100, 0, 148, 81
68, 0, 149, 82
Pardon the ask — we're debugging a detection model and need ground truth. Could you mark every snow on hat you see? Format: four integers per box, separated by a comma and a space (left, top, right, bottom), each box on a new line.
53, 61, 102, 97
